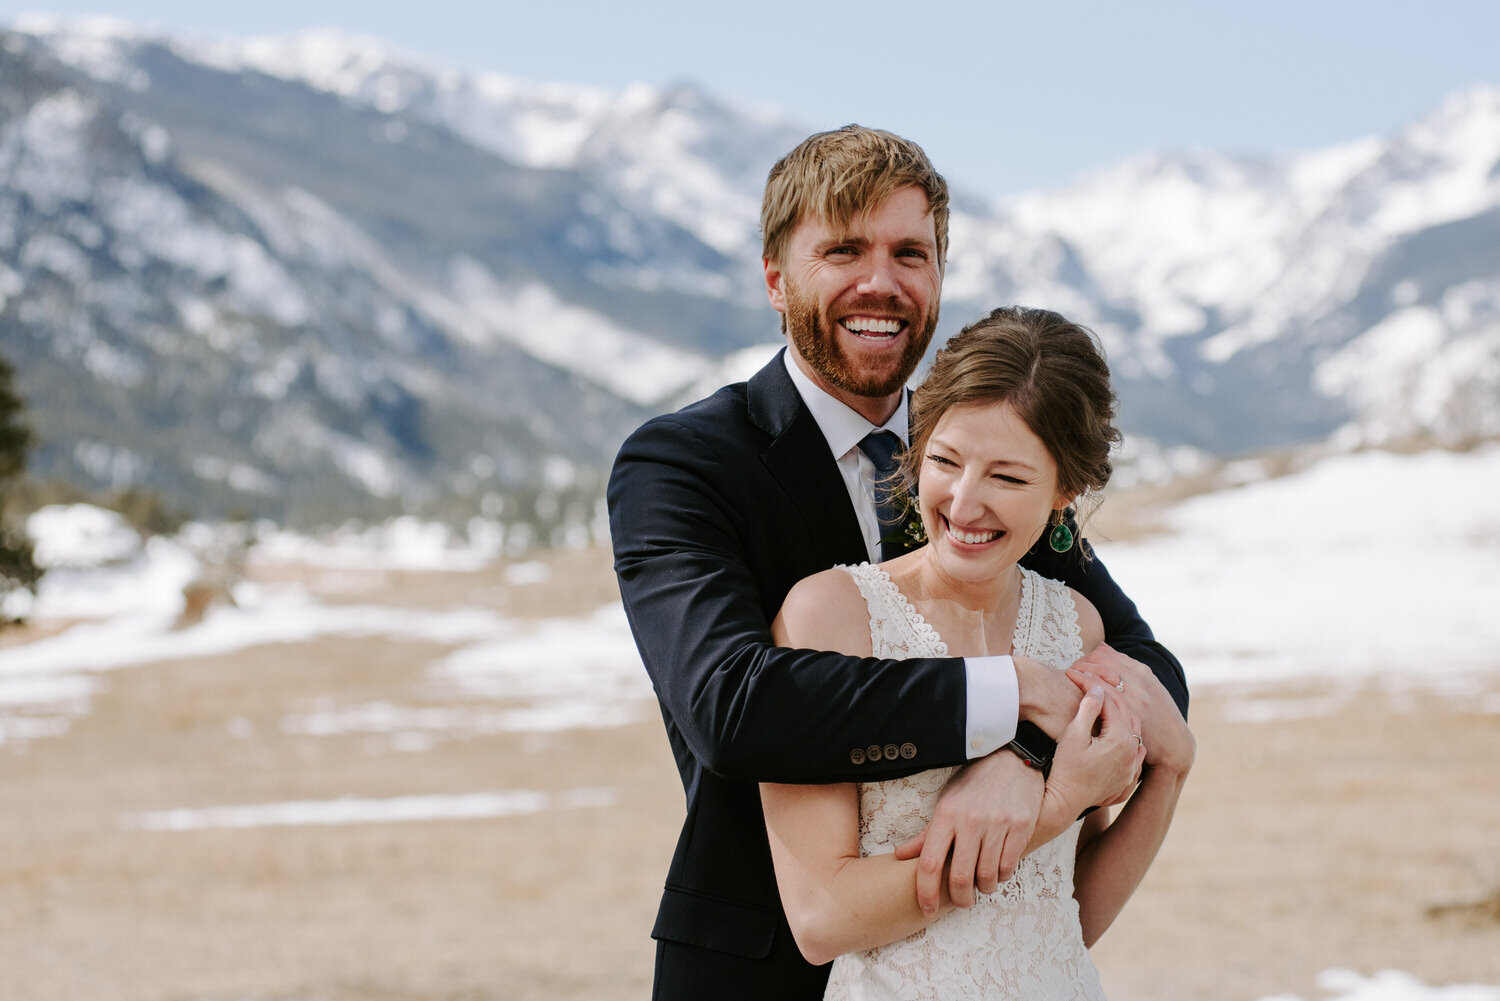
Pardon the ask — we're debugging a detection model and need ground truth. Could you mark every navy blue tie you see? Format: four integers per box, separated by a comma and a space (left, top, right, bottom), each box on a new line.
858, 430, 906, 562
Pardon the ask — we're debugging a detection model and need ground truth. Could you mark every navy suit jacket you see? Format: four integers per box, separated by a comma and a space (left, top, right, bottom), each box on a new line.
608, 350, 1186, 1000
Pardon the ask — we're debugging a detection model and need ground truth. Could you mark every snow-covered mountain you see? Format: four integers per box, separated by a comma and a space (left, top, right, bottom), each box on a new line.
992, 83, 1500, 450
165, 28, 805, 265
3, 18, 1497, 525
2, 20, 782, 525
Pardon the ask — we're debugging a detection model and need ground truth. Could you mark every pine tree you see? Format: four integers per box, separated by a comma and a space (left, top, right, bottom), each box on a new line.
0, 353, 41, 614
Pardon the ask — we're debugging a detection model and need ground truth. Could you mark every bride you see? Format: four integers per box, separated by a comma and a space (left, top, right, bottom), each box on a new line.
760, 307, 1196, 1000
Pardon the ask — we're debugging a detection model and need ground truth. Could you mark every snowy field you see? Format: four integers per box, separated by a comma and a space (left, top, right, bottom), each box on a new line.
1097, 445, 1500, 713
8, 445, 1497, 742
3, 444, 1498, 1001
1, 508, 652, 750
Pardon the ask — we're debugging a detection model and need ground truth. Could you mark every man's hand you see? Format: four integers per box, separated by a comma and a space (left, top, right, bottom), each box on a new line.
1046, 683, 1144, 815
1068, 644, 1195, 776
1015, 654, 1084, 738
893, 749, 1044, 915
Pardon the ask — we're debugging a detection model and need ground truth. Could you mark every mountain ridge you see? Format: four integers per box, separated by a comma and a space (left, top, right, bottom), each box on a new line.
3, 19, 1497, 529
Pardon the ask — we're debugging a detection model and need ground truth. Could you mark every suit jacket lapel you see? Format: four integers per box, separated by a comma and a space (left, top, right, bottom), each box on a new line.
748, 352, 869, 566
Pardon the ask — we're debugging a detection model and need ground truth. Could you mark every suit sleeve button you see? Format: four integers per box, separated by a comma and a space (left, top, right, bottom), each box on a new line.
866, 744, 883, 762
883, 744, 899, 761
900, 742, 917, 759
850, 748, 866, 765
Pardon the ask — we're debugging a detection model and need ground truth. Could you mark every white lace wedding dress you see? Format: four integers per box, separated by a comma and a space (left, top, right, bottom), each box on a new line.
822, 563, 1106, 1001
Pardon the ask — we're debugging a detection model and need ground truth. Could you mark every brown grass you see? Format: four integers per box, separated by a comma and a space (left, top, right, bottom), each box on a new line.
2, 547, 1497, 1000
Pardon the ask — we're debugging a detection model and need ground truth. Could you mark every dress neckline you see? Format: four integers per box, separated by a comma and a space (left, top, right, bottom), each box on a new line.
856, 562, 1040, 659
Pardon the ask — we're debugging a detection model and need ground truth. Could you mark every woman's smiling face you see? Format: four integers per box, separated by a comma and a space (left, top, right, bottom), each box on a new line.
918, 400, 1071, 588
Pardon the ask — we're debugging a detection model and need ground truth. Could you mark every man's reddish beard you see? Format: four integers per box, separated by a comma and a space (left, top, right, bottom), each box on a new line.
783, 281, 938, 399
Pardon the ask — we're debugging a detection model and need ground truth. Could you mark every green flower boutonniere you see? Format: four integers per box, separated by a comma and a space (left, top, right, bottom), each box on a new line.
879, 494, 927, 553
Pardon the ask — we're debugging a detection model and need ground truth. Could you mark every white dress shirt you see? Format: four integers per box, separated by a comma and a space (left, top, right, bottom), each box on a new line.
782, 352, 1019, 757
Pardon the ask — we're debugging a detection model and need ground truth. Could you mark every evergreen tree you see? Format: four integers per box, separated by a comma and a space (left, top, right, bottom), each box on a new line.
0, 353, 41, 613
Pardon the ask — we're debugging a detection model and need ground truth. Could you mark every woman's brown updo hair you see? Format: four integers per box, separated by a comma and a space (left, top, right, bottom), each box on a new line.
897, 306, 1121, 516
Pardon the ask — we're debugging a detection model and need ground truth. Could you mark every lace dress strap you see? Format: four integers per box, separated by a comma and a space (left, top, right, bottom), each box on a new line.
1012, 568, 1085, 668
838, 563, 949, 659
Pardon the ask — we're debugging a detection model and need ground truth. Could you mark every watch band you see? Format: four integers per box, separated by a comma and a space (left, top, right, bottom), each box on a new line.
1004, 720, 1056, 777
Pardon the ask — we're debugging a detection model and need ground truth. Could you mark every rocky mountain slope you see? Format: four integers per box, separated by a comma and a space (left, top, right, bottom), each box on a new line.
3, 19, 1496, 525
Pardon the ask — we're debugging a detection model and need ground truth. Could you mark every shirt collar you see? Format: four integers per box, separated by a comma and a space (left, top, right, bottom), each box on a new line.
782, 349, 909, 459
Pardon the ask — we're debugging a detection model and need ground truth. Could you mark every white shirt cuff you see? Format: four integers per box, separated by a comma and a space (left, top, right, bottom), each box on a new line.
963, 655, 1019, 759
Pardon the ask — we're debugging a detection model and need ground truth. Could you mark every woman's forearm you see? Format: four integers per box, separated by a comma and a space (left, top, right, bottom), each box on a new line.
1026, 780, 1089, 854
762, 779, 955, 966
1072, 766, 1188, 947
784, 852, 953, 966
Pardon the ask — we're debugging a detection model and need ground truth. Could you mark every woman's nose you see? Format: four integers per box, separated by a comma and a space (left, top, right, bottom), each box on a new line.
947, 473, 987, 524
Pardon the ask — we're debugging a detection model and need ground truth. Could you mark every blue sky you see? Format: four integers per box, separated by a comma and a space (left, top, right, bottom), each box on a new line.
5, 1, 1497, 200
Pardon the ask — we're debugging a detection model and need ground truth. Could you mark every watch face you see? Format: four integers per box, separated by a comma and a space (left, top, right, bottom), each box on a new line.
1008, 740, 1044, 766
1011, 721, 1055, 762
1008, 721, 1056, 777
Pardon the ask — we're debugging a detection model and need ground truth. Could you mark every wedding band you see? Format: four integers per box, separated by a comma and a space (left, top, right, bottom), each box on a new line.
1115, 680, 1126, 693
1133, 733, 1142, 746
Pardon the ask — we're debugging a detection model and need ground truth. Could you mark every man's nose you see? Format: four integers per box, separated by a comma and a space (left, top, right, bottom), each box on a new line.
855, 254, 900, 298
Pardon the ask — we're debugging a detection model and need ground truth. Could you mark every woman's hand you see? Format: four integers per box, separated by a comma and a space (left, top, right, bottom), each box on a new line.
1068, 645, 1195, 778
1044, 684, 1144, 816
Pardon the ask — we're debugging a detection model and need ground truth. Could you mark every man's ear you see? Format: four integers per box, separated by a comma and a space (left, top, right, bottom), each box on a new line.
763, 257, 787, 313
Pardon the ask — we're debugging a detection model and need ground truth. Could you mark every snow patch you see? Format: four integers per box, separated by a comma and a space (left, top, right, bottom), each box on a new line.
120, 787, 615, 831
1094, 446, 1500, 688
1257, 968, 1500, 1001
444, 261, 712, 405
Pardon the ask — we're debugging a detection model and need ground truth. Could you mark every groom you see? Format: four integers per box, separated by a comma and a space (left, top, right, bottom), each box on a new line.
609, 125, 1187, 1000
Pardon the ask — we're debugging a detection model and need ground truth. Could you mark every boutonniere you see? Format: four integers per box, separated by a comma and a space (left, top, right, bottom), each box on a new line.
880, 493, 927, 552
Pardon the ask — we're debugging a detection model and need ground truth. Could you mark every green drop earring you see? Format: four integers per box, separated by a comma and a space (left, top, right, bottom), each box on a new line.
1048, 516, 1074, 554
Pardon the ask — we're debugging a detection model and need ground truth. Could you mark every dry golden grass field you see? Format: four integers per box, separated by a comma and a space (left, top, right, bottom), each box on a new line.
2, 544, 1498, 1001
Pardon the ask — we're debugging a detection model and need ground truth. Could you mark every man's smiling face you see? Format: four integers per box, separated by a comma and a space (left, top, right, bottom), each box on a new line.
765, 184, 942, 420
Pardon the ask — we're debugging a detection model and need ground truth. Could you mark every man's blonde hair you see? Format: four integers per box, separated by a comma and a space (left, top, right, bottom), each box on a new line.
760, 125, 950, 268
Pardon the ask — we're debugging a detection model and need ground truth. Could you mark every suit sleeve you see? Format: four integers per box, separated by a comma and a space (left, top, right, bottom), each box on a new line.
608, 416, 972, 785
1023, 512, 1189, 719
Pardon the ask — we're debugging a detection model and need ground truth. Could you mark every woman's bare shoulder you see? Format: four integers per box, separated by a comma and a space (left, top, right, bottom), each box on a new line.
773, 566, 874, 656
1066, 585, 1106, 653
